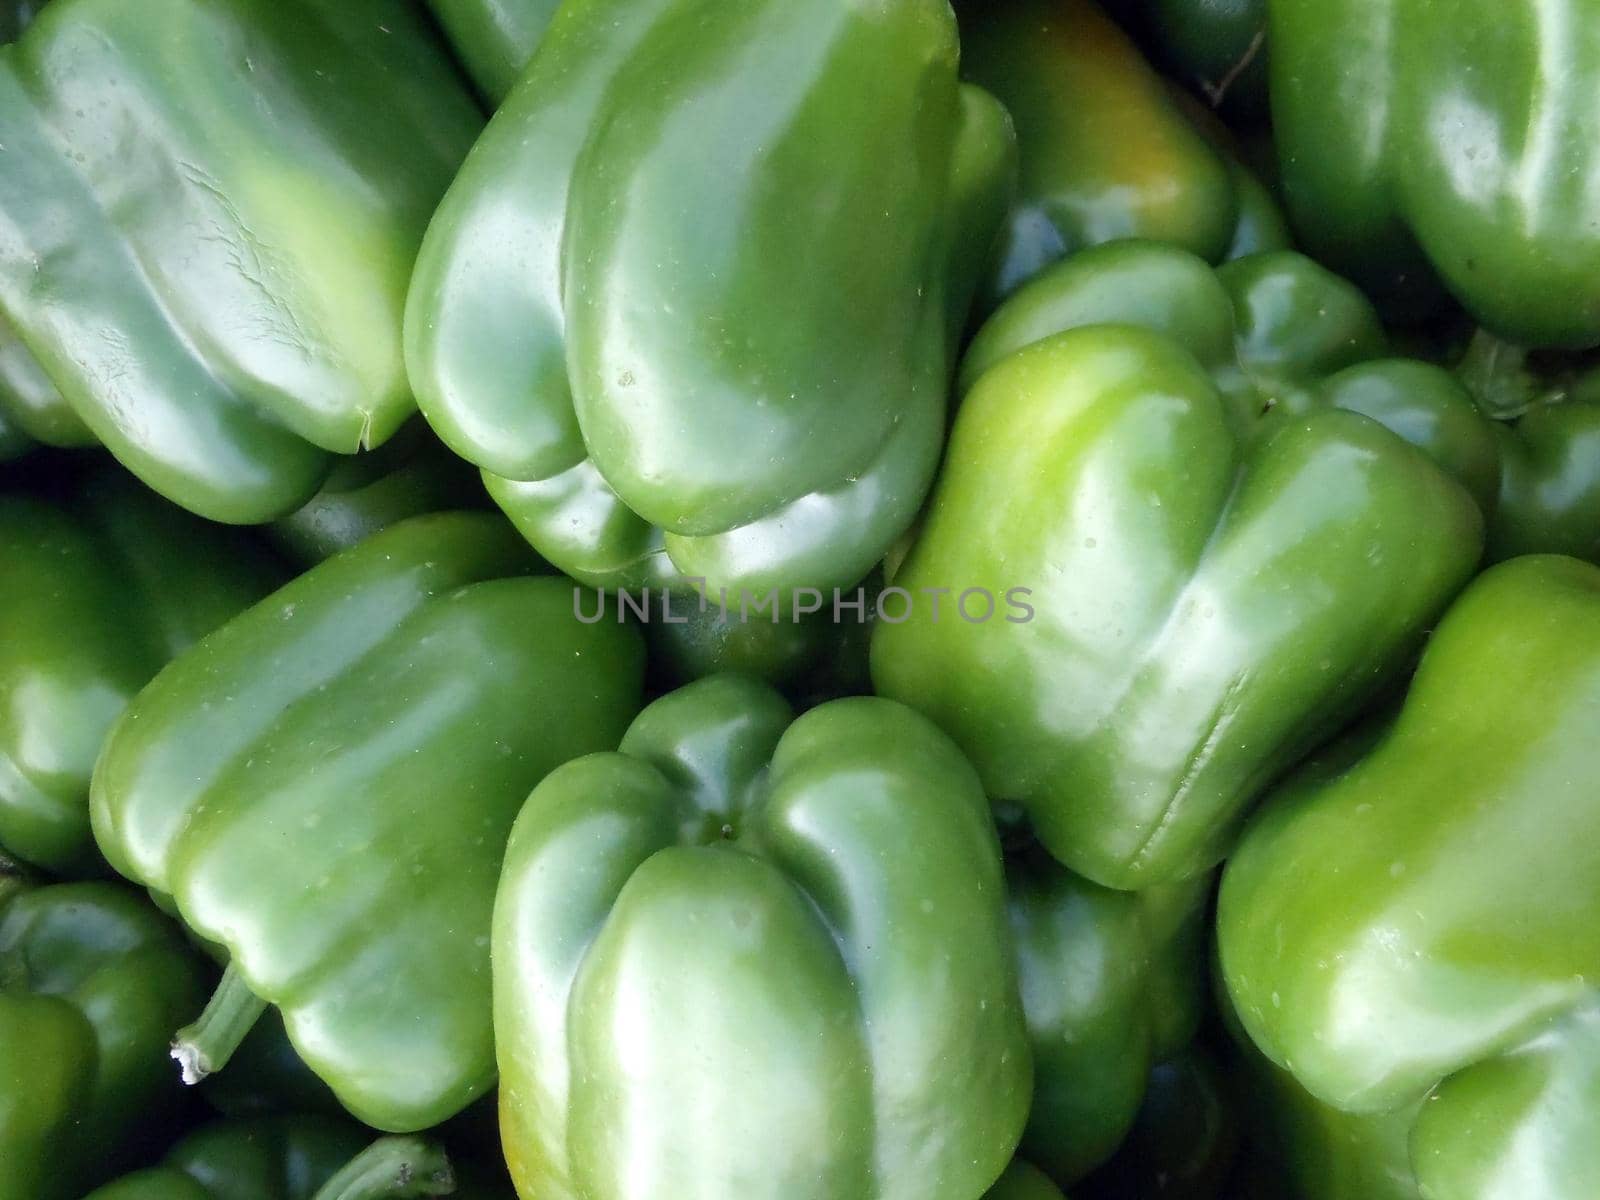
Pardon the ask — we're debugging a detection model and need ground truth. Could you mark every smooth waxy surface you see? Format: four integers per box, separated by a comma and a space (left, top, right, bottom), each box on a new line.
874, 242, 1485, 888
0, 469, 282, 872
958, 0, 1273, 303
92, 514, 645, 1131
408, 0, 1011, 595
1271, 0, 1600, 346
0, 880, 209, 1200
1220, 555, 1600, 1197
495, 675, 1030, 1200
1490, 398, 1600, 564
1008, 848, 1208, 1182
0, 0, 480, 520
426, 0, 558, 103
985, 1162, 1067, 1200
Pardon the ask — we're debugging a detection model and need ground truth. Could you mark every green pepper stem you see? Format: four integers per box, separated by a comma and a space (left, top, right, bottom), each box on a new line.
310, 1137, 455, 1200
170, 962, 268, 1085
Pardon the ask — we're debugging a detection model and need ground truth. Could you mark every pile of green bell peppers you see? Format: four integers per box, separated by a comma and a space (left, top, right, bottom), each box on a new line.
2, 0, 1600, 1196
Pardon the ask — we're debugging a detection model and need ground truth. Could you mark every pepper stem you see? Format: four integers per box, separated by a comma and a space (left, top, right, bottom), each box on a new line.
171, 962, 268, 1084
310, 1137, 455, 1200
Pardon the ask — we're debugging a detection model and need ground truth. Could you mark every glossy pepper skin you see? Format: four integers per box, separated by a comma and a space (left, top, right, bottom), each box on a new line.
1489, 399, 1600, 563
0, 467, 283, 873
426, 0, 558, 105
1270, 0, 1600, 347
1007, 839, 1208, 1183
0, 1, 43, 42
407, 0, 1013, 600
1453, 335, 1600, 564
494, 675, 1030, 1200
957, 0, 1286, 305
1109, 0, 1268, 120
267, 420, 486, 566
91, 513, 645, 1133
873, 240, 1487, 889
0, 877, 209, 1200
986, 1162, 1068, 1200
0, 0, 481, 522
1219, 555, 1600, 1199
81, 1117, 477, 1200
0, 317, 91, 462
1079, 1047, 1240, 1200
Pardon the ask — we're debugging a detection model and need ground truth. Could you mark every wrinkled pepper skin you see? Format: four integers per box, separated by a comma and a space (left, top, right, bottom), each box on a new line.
986, 1162, 1068, 1200
957, 0, 1285, 304
267, 421, 487, 566
1007, 841, 1208, 1183
1270, 0, 1600, 347
92, 513, 646, 1132
1219, 555, 1600, 1199
426, 0, 558, 105
0, 468, 283, 873
494, 675, 1030, 1200
0, 878, 209, 1200
873, 241, 1486, 888
0, 0, 481, 522
407, 0, 1013, 599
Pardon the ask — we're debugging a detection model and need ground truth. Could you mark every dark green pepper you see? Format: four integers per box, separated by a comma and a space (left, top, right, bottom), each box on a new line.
91, 513, 645, 1132
1108, 0, 1268, 121
406, 0, 1013, 599
0, 0, 481, 521
987, 1162, 1069, 1200
266, 420, 487, 566
957, 0, 1286, 305
1220, 555, 1600, 1199
1008, 837, 1208, 1183
0, 877, 209, 1200
1269, 0, 1600, 347
1453, 332, 1600, 564
873, 241, 1486, 888
494, 675, 1030, 1199
425, 0, 559, 105
1079, 1047, 1241, 1200
0, 467, 283, 873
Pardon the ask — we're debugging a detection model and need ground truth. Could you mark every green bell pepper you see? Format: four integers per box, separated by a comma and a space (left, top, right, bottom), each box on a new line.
957, 0, 1286, 305
494, 674, 1030, 1200
0, 876, 209, 1200
1108, 0, 1268, 120
0, 0, 481, 522
82, 1117, 457, 1200
426, 0, 558, 105
91, 512, 645, 1132
406, 0, 1013, 599
873, 240, 1487, 888
267, 420, 487, 566
1219, 554, 1600, 1198
1079, 1047, 1240, 1200
0, 316, 92, 458
1007, 835, 1208, 1183
1269, 0, 1600, 347
1489, 399, 1600, 564
0, 466, 283, 873
987, 1162, 1069, 1200
1452, 332, 1600, 564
